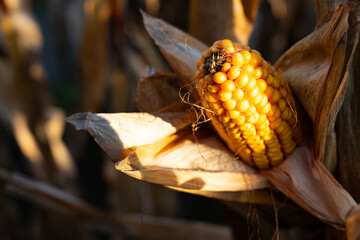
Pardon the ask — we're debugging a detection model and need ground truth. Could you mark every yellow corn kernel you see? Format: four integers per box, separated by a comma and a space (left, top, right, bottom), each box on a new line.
232, 88, 244, 100
244, 77, 257, 91
242, 64, 254, 75
229, 109, 241, 119
201, 50, 210, 59
205, 92, 219, 102
278, 99, 287, 111
257, 114, 267, 124
228, 127, 240, 134
264, 86, 274, 99
231, 52, 244, 67
281, 107, 292, 121
227, 66, 241, 80
223, 100, 237, 110
209, 46, 219, 53
282, 140, 297, 154
219, 39, 233, 48
221, 62, 232, 72
219, 114, 231, 123
249, 51, 262, 67
260, 102, 272, 114
258, 93, 268, 107
240, 50, 251, 64
272, 77, 281, 88
207, 84, 221, 93
213, 107, 225, 115
246, 105, 257, 115
225, 121, 236, 128
234, 72, 249, 88
270, 118, 282, 129
249, 86, 260, 98
237, 99, 250, 112
275, 121, 289, 134
270, 89, 281, 103
218, 90, 232, 101
213, 72, 227, 84
250, 93, 263, 105
262, 67, 269, 79
280, 87, 288, 98
267, 74, 274, 86
253, 153, 270, 168
221, 80, 236, 92
253, 67, 263, 79
248, 112, 260, 124
240, 123, 256, 134
233, 115, 246, 125
209, 101, 222, 110
256, 79, 267, 92
257, 121, 269, 130
232, 132, 242, 139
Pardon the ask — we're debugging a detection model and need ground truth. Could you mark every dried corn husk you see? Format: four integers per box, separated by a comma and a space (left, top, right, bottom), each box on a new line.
136, 72, 185, 112
141, 10, 207, 100
275, 2, 359, 170
67, 106, 195, 162
68, 1, 360, 230
115, 128, 267, 192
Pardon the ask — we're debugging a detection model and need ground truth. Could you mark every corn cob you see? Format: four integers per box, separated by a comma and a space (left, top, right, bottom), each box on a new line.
195, 39, 303, 169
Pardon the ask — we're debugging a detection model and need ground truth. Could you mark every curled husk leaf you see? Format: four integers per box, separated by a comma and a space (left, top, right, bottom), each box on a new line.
67, 105, 195, 162
275, 2, 360, 171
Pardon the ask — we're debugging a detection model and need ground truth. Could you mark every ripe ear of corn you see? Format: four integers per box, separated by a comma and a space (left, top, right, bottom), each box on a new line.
195, 39, 304, 169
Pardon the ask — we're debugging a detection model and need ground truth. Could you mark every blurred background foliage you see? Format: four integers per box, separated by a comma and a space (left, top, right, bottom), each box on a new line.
0, 0, 323, 239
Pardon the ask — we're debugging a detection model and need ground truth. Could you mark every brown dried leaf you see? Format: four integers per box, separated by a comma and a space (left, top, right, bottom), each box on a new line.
275, 5, 349, 121
142, 10, 208, 101
275, 3, 359, 167
116, 128, 267, 192
67, 110, 195, 161
261, 145, 356, 230
136, 72, 184, 112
